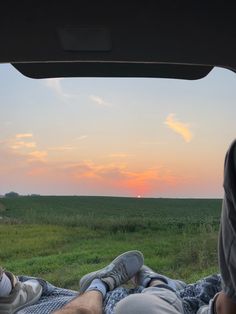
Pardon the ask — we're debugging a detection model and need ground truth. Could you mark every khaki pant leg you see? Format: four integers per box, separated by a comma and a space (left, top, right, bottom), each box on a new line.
114, 287, 184, 314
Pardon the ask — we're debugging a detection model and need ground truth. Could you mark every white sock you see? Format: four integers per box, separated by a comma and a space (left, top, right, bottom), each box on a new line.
0, 273, 12, 297
85, 279, 108, 298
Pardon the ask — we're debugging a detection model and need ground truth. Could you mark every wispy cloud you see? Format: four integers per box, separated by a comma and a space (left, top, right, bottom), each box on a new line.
89, 95, 110, 107
10, 141, 36, 150
44, 78, 65, 97
74, 135, 88, 141
164, 113, 193, 143
44, 78, 80, 101
61, 160, 179, 195
0, 139, 186, 195
4, 133, 48, 163
27, 150, 48, 162
15, 133, 33, 139
7, 134, 36, 150
48, 146, 75, 151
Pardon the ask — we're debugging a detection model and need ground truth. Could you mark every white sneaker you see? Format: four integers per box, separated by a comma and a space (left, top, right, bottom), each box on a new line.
0, 278, 42, 314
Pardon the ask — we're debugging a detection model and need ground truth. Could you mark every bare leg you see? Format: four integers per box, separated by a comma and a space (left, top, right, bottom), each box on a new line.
53, 291, 103, 314
149, 279, 167, 287
54, 250, 143, 314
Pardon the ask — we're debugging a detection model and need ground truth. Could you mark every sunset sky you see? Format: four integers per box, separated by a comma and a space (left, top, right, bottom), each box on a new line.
0, 64, 236, 198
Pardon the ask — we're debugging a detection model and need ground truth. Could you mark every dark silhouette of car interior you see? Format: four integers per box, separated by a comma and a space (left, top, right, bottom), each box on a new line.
1, 2, 235, 82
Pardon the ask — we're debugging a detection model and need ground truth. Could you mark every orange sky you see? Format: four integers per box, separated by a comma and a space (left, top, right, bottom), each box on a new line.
0, 65, 235, 197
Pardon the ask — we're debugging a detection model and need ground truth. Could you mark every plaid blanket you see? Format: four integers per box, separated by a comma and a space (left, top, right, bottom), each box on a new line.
17, 274, 221, 314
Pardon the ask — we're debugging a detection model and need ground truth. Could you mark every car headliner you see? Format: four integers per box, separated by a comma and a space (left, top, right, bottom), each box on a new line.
1, 1, 235, 79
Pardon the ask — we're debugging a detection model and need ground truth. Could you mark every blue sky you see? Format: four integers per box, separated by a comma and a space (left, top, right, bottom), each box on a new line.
0, 64, 236, 197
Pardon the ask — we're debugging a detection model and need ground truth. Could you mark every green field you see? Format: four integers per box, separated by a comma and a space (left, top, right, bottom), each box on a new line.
0, 196, 222, 290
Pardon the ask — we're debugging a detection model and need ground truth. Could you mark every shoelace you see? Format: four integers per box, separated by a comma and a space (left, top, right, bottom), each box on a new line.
108, 262, 129, 286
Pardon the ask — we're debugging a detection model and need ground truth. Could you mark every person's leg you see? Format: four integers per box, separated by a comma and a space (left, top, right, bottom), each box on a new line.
216, 139, 236, 314
115, 279, 183, 314
133, 265, 186, 291
115, 265, 184, 314
79, 250, 144, 293
54, 250, 144, 314
0, 267, 42, 313
53, 290, 103, 314
115, 291, 183, 314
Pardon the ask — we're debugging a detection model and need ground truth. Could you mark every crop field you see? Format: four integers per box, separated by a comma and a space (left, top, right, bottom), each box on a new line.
0, 196, 222, 290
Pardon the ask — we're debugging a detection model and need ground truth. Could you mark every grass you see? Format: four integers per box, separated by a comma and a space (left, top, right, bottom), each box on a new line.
0, 196, 222, 290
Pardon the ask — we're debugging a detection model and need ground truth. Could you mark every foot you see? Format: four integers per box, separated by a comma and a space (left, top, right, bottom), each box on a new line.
0, 277, 42, 314
4, 271, 18, 289
79, 250, 144, 293
134, 265, 186, 291
133, 265, 167, 287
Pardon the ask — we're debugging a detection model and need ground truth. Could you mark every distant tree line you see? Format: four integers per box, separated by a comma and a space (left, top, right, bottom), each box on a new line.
5, 191, 19, 197
4, 192, 41, 197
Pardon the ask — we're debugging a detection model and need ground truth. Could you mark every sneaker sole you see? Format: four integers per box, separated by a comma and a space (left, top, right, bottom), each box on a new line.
79, 250, 144, 293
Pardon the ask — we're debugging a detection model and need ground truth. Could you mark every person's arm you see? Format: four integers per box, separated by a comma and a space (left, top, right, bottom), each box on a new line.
217, 140, 236, 314
215, 291, 236, 314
